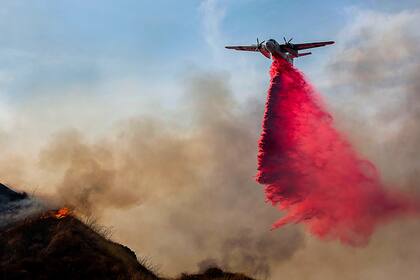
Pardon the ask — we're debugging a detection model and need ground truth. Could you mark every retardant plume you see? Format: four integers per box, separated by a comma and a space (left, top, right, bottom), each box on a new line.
256, 56, 419, 245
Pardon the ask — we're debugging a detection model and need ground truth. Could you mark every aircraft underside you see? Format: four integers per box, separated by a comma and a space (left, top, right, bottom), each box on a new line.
275, 51, 294, 64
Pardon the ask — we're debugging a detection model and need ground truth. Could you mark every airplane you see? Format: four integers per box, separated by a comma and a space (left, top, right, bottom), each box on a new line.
225, 37, 334, 64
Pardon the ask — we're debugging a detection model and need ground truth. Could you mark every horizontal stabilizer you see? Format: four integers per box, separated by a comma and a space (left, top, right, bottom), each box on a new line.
297, 52, 311, 57
293, 41, 334, 50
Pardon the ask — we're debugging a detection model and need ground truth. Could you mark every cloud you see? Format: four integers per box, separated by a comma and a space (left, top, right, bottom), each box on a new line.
200, 0, 226, 56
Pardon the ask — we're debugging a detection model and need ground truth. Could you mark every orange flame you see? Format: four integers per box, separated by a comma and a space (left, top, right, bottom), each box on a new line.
55, 207, 70, 219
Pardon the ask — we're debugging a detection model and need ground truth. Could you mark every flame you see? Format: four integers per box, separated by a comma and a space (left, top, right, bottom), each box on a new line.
55, 207, 70, 219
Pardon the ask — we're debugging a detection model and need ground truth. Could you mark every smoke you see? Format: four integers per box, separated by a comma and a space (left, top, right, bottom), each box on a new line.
325, 9, 420, 194
0, 184, 46, 228
103, 74, 303, 277
37, 121, 199, 215
0, 198, 45, 228
0, 72, 303, 277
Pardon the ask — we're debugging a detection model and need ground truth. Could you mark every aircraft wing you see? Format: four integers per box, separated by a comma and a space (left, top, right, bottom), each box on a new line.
225, 45, 258, 51
292, 41, 334, 50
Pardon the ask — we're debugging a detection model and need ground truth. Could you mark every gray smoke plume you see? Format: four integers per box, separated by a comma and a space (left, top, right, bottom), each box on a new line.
0, 183, 45, 228
0, 72, 303, 277
324, 9, 420, 192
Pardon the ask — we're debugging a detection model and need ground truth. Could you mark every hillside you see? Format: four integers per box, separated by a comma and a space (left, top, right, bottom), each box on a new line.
0, 212, 158, 280
0, 184, 255, 280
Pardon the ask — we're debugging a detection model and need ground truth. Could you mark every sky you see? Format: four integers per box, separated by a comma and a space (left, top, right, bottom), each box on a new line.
0, 0, 416, 136
0, 0, 418, 103
1, 1, 420, 278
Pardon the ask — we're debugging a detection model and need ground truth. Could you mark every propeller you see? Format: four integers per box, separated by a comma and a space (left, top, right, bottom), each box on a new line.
256, 38, 265, 49
283, 37, 293, 46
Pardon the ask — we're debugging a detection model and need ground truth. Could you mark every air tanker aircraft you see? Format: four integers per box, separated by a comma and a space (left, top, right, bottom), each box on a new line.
225, 37, 334, 64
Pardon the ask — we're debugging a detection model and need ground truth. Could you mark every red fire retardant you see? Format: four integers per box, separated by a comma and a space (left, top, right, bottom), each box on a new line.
256, 57, 417, 245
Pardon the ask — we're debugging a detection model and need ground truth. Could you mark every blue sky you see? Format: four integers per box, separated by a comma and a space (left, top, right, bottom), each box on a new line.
0, 0, 418, 117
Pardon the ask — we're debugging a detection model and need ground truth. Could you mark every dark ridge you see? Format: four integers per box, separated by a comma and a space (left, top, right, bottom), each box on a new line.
178, 266, 255, 280
0, 184, 256, 279
0, 183, 40, 229
0, 213, 159, 280
0, 183, 27, 205
0, 211, 256, 280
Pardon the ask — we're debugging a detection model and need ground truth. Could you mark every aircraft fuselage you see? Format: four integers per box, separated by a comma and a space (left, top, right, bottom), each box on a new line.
265, 39, 295, 64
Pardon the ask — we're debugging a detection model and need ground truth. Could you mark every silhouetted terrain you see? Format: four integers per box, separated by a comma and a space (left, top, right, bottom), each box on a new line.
0, 184, 255, 280
0, 213, 159, 280
178, 267, 255, 280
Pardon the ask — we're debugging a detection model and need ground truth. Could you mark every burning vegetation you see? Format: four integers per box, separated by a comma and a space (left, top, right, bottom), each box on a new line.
54, 207, 71, 219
